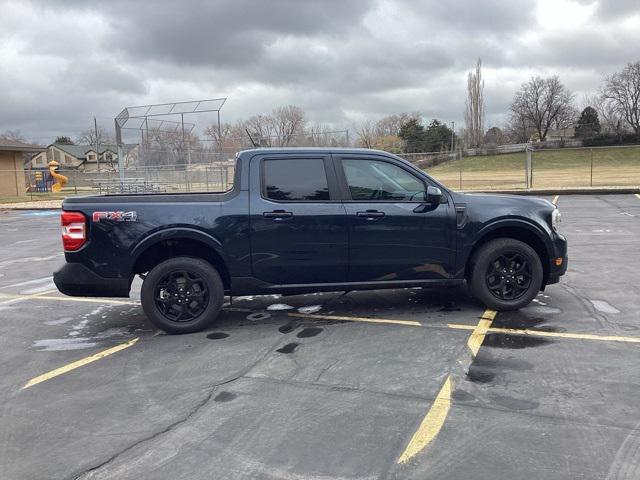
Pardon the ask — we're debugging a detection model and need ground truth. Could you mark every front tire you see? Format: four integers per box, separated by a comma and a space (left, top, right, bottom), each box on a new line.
469, 238, 543, 311
141, 256, 223, 334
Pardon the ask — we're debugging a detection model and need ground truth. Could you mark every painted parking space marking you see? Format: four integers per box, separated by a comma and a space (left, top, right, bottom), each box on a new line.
289, 312, 422, 327
0, 289, 59, 306
635, 193, 640, 200
397, 308, 497, 464
552, 195, 560, 205
448, 324, 640, 344
23, 338, 139, 389
466, 310, 496, 356
397, 375, 453, 464
0, 291, 139, 306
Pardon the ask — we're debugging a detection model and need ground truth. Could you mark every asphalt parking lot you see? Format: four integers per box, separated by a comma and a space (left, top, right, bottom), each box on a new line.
1, 194, 640, 480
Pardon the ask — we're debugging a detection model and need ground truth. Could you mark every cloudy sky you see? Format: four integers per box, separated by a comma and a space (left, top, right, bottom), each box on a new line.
1, 0, 639, 144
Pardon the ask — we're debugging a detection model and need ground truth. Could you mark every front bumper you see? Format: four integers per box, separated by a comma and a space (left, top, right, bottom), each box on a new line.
546, 233, 568, 285
53, 262, 131, 298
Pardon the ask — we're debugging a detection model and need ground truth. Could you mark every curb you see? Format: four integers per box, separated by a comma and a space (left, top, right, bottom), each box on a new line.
461, 187, 640, 195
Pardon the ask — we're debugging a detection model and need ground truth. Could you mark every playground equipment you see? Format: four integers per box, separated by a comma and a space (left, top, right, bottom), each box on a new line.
48, 160, 68, 192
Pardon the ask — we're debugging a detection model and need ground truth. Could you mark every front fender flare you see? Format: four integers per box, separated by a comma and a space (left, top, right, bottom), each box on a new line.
463, 218, 554, 267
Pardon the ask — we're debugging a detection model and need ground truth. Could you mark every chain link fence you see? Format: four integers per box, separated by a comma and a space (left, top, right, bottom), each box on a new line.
413, 144, 640, 190
3, 143, 639, 203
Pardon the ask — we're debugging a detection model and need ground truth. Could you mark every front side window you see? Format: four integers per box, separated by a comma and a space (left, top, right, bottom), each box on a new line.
342, 159, 426, 201
263, 158, 330, 201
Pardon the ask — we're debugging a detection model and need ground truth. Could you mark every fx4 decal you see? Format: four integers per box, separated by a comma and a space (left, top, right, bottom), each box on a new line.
92, 211, 138, 223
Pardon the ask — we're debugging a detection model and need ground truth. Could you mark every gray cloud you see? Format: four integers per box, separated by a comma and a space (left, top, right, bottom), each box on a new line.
0, 0, 639, 142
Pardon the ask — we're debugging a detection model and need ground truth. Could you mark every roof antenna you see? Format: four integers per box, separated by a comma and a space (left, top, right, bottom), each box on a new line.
245, 129, 258, 148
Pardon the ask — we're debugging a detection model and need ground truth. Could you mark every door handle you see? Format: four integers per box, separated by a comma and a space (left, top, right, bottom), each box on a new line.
263, 210, 293, 219
356, 210, 385, 219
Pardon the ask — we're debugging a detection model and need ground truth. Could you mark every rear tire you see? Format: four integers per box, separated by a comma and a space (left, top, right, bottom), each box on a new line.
469, 238, 543, 311
141, 256, 223, 334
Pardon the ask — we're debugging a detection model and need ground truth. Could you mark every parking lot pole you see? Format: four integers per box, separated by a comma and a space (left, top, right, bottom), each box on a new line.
590, 148, 594, 187
525, 148, 532, 189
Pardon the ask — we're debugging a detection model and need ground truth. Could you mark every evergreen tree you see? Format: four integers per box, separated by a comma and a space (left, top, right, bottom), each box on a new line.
575, 106, 601, 138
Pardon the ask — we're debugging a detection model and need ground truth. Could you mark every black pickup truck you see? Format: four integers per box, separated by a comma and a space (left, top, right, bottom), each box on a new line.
54, 148, 567, 333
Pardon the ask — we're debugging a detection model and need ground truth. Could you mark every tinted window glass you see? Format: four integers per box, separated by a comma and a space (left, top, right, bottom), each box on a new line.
264, 159, 330, 201
342, 159, 425, 201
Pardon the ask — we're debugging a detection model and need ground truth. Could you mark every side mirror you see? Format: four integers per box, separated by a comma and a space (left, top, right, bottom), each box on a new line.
424, 186, 443, 204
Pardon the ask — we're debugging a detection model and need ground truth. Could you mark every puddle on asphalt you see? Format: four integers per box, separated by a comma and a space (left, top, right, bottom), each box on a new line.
276, 342, 299, 354
483, 333, 552, 349
296, 327, 323, 338
278, 321, 297, 334
590, 300, 620, 314
213, 391, 237, 402
452, 389, 476, 402
207, 332, 229, 340
466, 366, 496, 384
473, 353, 533, 371
246, 312, 271, 321
492, 316, 546, 329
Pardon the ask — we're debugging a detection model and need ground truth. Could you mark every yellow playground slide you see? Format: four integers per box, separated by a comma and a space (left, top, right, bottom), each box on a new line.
48, 160, 68, 192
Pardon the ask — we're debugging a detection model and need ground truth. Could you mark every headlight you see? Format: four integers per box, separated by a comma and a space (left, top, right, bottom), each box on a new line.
552, 208, 561, 232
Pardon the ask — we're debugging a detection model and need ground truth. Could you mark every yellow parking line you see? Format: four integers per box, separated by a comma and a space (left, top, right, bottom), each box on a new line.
397, 308, 496, 463
23, 338, 139, 389
0, 289, 59, 306
552, 195, 560, 205
491, 326, 640, 344
289, 312, 422, 327
466, 310, 496, 356
291, 311, 640, 346
397, 375, 453, 464
0, 292, 139, 306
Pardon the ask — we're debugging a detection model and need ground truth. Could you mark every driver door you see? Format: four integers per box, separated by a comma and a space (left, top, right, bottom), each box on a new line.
334, 154, 456, 283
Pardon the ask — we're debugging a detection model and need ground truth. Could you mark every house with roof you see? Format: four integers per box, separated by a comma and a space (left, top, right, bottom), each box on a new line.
28, 143, 121, 172
0, 139, 46, 197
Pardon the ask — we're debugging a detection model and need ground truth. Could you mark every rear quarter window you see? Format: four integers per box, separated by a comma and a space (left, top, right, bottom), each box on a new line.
263, 158, 330, 201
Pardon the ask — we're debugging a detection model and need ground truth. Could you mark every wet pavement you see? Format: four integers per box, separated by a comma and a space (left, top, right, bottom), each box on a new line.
0, 194, 639, 479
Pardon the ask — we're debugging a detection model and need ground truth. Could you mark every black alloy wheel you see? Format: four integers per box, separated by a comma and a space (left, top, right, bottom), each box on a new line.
485, 252, 532, 301
141, 256, 223, 334
154, 270, 209, 322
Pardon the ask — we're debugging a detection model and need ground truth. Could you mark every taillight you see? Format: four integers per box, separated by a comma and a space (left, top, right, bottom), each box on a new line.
61, 211, 87, 251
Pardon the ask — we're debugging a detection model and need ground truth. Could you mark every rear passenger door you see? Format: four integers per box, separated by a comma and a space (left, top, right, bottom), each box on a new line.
334, 154, 456, 282
249, 154, 348, 285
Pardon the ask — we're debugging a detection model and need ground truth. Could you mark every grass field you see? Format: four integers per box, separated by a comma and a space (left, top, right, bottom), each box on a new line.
426, 145, 640, 190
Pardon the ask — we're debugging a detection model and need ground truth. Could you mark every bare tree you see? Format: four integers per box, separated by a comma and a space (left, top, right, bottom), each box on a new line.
602, 61, 640, 134
583, 93, 624, 135
245, 114, 276, 146
76, 125, 114, 145
464, 58, 485, 147
375, 112, 421, 137
355, 120, 376, 148
505, 111, 534, 143
270, 105, 306, 146
204, 120, 249, 152
0, 129, 27, 142
510, 75, 574, 141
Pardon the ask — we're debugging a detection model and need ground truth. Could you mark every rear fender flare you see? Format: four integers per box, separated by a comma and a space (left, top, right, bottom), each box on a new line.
130, 227, 226, 267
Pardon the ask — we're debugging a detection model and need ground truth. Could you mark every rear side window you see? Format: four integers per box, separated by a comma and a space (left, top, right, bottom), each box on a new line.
263, 159, 330, 201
